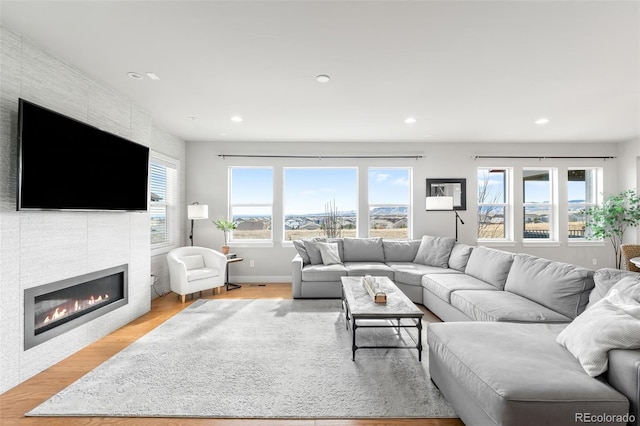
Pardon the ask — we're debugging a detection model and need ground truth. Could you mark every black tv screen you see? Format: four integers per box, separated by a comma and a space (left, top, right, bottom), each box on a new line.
17, 99, 149, 211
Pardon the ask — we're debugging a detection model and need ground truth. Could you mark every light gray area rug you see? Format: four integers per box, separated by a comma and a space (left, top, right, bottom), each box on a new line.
28, 299, 456, 418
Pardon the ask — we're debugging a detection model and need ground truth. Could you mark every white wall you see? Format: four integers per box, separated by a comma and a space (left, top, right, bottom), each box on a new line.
0, 25, 185, 393
618, 137, 640, 243
187, 140, 623, 281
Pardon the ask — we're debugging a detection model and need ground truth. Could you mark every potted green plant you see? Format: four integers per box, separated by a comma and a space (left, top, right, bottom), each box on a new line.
213, 218, 237, 254
584, 189, 640, 269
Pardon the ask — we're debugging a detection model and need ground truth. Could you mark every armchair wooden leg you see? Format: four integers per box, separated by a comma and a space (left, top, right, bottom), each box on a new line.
181, 294, 186, 303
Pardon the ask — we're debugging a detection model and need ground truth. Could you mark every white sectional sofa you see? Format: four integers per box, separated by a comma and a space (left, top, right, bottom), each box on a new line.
291, 235, 640, 426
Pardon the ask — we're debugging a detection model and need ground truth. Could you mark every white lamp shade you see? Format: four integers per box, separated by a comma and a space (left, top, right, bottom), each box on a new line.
187, 204, 209, 220
426, 196, 454, 211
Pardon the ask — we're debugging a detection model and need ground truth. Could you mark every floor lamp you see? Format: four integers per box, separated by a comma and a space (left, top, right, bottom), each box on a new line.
425, 196, 464, 241
188, 202, 209, 246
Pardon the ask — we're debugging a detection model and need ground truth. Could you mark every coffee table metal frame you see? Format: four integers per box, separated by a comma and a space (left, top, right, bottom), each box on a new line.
341, 276, 424, 361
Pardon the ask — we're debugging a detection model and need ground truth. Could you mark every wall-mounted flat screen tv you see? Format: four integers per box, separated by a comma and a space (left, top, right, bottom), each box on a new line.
17, 99, 149, 211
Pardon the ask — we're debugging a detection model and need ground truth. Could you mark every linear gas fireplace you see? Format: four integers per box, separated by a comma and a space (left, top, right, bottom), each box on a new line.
24, 264, 128, 350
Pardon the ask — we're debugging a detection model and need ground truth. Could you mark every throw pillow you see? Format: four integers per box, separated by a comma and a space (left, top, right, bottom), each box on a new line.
413, 235, 456, 268
556, 289, 640, 377
588, 268, 640, 309
303, 238, 327, 265
604, 275, 640, 302
293, 240, 311, 265
448, 243, 474, 272
318, 242, 342, 265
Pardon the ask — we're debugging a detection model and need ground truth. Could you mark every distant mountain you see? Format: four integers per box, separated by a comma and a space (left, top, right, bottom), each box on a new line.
370, 206, 408, 215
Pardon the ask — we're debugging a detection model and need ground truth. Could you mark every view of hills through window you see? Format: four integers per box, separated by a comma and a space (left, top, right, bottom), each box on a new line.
229, 167, 411, 240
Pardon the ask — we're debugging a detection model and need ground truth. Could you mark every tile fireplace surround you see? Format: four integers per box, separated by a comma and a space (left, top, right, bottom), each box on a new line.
0, 25, 166, 394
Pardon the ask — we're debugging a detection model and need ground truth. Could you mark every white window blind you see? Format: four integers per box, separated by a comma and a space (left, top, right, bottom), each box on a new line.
150, 154, 179, 251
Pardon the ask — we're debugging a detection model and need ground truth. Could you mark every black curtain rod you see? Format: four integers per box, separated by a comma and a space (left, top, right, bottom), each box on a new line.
473, 155, 616, 160
218, 154, 425, 159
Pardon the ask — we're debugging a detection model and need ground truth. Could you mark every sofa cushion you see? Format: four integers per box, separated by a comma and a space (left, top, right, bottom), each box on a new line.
428, 322, 629, 426
422, 273, 497, 303
293, 240, 311, 265
303, 238, 327, 265
447, 243, 474, 272
344, 262, 394, 279
413, 235, 456, 268
301, 263, 347, 282
504, 254, 594, 319
342, 237, 384, 262
588, 268, 640, 309
450, 290, 573, 323
386, 262, 458, 286
186, 267, 220, 282
318, 242, 342, 265
180, 254, 205, 270
382, 239, 421, 262
464, 246, 514, 290
557, 289, 640, 377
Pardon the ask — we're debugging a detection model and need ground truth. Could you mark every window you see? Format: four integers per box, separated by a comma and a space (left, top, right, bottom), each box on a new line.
368, 168, 411, 239
283, 168, 357, 241
522, 168, 556, 240
477, 168, 511, 240
229, 167, 273, 241
568, 168, 601, 239
150, 153, 179, 252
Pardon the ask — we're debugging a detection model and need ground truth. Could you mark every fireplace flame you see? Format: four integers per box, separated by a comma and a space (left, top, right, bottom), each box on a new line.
40, 293, 111, 327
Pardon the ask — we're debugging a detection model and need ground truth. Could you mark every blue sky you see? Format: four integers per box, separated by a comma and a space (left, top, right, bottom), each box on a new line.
479, 170, 587, 204
231, 167, 411, 215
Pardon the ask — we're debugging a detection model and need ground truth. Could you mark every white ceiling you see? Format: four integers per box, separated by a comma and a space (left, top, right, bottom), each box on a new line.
1, 1, 638, 144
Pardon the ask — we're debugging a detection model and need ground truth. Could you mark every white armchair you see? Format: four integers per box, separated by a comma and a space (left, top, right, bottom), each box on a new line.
167, 246, 227, 303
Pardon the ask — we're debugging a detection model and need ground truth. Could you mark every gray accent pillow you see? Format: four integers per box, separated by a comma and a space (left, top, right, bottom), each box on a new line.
504, 254, 594, 319
448, 243, 474, 272
588, 268, 640, 309
464, 246, 514, 290
413, 235, 456, 268
293, 240, 311, 265
382, 240, 421, 262
303, 238, 327, 265
318, 242, 342, 265
342, 238, 384, 262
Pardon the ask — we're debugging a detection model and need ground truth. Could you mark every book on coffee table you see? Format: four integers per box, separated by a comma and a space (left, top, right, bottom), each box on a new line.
362, 275, 387, 304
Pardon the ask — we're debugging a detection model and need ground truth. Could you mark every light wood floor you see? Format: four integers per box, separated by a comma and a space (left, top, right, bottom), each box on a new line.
0, 283, 463, 426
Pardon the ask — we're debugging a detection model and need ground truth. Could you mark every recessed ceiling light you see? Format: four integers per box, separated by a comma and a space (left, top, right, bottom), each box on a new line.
187, 116, 198, 121
404, 117, 417, 124
146, 72, 160, 80
127, 72, 143, 80
231, 115, 243, 123
534, 117, 550, 126
316, 74, 331, 83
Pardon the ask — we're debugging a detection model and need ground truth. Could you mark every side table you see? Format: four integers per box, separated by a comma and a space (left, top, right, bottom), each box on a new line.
226, 257, 243, 291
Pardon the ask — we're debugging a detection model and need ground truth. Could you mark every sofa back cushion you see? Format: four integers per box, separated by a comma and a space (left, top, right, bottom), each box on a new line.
588, 268, 640, 309
342, 237, 384, 262
464, 246, 514, 289
383, 239, 421, 262
504, 254, 595, 318
413, 235, 456, 268
448, 243, 474, 272
181, 254, 205, 270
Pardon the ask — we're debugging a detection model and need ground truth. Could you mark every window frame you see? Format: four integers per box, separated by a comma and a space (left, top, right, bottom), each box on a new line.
228, 166, 274, 244
150, 151, 180, 255
522, 167, 558, 243
477, 167, 513, 244
367, 167, 412, 239
567, 167, 603, 242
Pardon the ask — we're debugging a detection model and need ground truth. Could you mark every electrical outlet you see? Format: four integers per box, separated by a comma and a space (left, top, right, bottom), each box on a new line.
592, 258, 598, 265
150, 274, 157, 286
250, 260, 255, 267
